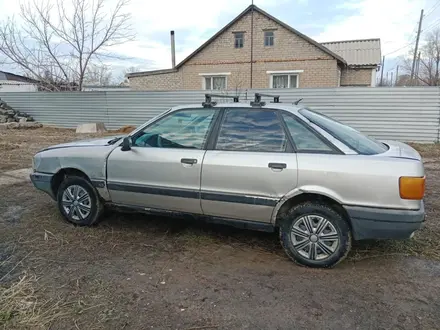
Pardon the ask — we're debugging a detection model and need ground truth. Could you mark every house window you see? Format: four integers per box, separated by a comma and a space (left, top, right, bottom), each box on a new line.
271, 74, 298, 88
234, 32, 244, 48
204, 76, 227, 90
264, 31, 274, 46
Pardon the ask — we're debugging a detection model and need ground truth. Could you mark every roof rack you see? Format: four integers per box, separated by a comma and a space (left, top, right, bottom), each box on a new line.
202, 94, 239, 107
250, 93, 280, 107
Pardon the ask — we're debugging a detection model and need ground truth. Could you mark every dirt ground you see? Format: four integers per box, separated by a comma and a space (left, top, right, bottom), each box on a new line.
1, 128, 440, 330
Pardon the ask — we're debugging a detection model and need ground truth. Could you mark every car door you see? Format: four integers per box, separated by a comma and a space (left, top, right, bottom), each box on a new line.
106, 108, 219, 214
200, 108, 298, 223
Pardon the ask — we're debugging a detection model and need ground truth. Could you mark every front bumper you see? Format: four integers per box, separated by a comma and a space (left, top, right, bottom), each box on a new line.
345, 202, 425, 240
30, 172, 55, 200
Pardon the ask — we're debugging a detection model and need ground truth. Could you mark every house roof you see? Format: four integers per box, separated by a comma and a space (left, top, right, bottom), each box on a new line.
127, 5, 347, 78
126, 68, 177, 78
321, 39, 381, 66
0, 70, 38, 83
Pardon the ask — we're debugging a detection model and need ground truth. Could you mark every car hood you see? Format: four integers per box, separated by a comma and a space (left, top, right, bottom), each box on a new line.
378, 140, 422, 161
40, 135, 123, 152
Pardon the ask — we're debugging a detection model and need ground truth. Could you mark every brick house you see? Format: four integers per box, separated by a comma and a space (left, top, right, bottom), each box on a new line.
127, 5, 381, 90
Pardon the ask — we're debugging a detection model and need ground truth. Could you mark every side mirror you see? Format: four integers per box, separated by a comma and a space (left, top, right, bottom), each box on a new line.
121, 137, 132, 151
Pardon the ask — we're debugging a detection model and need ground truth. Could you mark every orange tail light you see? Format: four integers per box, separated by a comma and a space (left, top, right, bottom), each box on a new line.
399, 176, 425, 200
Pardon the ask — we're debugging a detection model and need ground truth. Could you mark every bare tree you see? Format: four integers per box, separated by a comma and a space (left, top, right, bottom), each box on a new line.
395, 74, 411, 86
124, 66, 141, 75
117, 65, 140, 85
418, 28, 440, 86
400, 28, 440, 86
85, 63, 113, 86
228, 69, 246, 96
376, 78, 393, 87
0, 0, 134, 91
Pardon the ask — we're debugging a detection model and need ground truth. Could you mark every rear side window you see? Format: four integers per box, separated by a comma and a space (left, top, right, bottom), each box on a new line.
299, 108, 388, 155
281, 113, 335, 153
216, 109, 287, 152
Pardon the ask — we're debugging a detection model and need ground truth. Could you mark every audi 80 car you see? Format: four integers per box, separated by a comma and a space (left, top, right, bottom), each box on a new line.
30, 94, 426, 268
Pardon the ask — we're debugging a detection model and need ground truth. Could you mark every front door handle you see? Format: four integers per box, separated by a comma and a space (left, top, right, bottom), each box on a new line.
181, 158, 197, 165
268, 162, 287, 170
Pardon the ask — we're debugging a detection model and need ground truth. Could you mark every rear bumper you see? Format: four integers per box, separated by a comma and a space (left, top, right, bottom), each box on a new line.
30, 172, 55, 200
345, 202, 425, 240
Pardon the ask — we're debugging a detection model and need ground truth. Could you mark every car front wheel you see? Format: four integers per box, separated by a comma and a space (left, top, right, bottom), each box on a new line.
56, 175, 103, 226
279, 202, 352, 268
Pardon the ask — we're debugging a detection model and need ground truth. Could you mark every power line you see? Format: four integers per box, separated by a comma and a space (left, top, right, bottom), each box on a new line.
382, 17, 421, 56
423, 18, 440, 33
384, 39, 415, 56
425, 0, 440, 18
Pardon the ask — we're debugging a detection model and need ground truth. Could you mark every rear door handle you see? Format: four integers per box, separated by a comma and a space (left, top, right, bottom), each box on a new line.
268, 162, 287, 170
181, 158, 197, 165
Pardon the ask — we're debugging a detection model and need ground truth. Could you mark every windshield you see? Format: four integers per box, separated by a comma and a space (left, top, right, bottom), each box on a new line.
299, 108, 388, 155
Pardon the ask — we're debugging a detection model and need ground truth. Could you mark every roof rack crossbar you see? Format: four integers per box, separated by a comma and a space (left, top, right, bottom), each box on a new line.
203, 94, 239, 107
250, 93, 280, 107
255, 93, 280, 103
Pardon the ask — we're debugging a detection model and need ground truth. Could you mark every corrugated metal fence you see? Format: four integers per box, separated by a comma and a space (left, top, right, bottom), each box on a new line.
1, 87, 439, 143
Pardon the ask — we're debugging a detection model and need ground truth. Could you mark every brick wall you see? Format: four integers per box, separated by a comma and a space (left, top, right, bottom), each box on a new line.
130, 10, 340, 90
129, 71, 182, 90
340, 68, 373, 87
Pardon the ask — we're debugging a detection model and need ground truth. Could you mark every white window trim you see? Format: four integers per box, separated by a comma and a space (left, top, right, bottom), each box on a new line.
268, 73, 300, 89
202, 75, 228, 90
266, 70, 304, 74
198, 72, 231, 76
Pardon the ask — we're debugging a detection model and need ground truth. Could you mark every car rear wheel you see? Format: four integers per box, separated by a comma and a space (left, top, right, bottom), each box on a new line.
279, 202, 352, 268
56, 175, 103, 226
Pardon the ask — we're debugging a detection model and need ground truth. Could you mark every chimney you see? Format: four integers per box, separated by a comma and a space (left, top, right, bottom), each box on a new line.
170, 30, 176, 68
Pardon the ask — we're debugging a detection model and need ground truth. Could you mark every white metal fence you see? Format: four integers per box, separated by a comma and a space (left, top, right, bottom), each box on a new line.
1, 87, 439, 143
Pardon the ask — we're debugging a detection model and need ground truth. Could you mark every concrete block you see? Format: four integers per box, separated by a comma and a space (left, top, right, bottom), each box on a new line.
76, 122, 107, 134
17, 122, 42, 129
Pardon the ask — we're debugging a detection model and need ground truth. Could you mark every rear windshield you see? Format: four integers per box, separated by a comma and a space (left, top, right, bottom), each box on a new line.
299, 108, 388, 155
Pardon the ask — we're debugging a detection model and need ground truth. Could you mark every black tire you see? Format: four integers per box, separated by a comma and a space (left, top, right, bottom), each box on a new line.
279, 202, 352, 268
56, 175, 103, 226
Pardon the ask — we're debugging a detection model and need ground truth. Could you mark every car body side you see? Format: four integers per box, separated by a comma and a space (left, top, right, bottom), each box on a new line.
31, 103, 425, 240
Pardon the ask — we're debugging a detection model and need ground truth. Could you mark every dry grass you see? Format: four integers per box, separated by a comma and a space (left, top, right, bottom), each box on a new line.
0, 253, 69, 330
0, 274, 69, 329
409, 142, 440, 158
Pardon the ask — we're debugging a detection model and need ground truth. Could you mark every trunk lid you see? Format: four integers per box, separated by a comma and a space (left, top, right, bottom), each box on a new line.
377, 140, 422, 161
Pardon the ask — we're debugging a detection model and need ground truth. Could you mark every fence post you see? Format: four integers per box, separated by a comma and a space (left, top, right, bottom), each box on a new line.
104, 91, 110, 127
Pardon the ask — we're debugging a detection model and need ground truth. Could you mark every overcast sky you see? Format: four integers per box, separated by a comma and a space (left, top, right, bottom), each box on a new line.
1, 0, 439, 81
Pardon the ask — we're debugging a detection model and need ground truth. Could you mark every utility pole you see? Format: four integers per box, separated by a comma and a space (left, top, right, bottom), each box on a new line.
391, 72, 394, 86
395, 65, 399, 86
380, 55, 385, 86
410, 9, 424, 84
415, 51, 421, 85
250, 0, 254, 88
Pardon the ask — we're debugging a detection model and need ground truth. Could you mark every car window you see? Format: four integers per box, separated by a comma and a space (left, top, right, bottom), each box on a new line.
216, 109, 287, 152
281, 113, 335, 153
133, 109, 217, 149
299, 108, 388, 155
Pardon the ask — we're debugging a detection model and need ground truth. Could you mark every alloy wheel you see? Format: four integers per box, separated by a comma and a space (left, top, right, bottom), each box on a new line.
61, 185, 92, 221
290, 215, 340, 260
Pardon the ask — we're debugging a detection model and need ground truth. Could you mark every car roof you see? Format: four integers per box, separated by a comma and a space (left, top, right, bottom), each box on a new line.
171, 102, 304, 115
